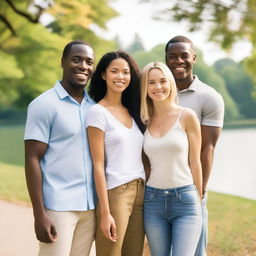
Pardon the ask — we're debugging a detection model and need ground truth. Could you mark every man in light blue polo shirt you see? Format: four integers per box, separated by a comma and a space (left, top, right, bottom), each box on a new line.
165, 35, 224, 256
24, 40, 96, 256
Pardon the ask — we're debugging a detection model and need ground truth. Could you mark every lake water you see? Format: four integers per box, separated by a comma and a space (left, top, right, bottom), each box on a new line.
208, 128, 256, 200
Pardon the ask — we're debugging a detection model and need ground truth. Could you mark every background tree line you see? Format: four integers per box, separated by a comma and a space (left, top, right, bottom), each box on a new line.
0, 0, 118, 110
1, 0, 256, 122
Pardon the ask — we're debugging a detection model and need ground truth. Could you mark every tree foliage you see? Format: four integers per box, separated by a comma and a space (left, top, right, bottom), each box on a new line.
132, 44, 165, 68
0, 0, 118, 109
141, 0, 255, 48
141, 0, 256, 84
214, 58, 256, 118
126, 33, 145, 54
193, 51, 240, 121
0, 0, 117, 38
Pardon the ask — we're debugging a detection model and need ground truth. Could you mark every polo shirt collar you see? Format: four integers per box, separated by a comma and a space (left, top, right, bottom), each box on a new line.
54, 80, 91, 102
178, 75, 199, 93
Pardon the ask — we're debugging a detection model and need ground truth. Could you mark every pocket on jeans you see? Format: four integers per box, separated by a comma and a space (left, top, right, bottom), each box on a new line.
144, 190, 154, 202
179, 189, 199, 204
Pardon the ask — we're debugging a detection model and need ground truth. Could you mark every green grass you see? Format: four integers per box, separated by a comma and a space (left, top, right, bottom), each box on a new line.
208, 192, 256, 256
0, 162, 30, 203
0, 123, 28, 203
0, 124, 24, 166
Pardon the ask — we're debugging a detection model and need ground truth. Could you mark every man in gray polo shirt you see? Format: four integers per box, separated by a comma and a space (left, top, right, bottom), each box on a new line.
165, 35, 224, 256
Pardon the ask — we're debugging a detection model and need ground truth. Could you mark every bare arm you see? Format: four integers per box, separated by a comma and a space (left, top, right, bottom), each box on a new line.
201, 125, 222, 193
24, 140, 57, 243
87, 126, 117, 242
142, 150, 151, 181
183, 110, 203, 198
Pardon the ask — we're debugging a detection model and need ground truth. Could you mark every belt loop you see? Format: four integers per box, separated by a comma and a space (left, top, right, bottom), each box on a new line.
174, 188, 178, 197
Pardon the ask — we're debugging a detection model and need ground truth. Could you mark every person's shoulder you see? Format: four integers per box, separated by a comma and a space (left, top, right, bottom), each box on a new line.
196, 78, 224, 126
197, 78, 222, 97
196, 78, 224, 106
86, 104, 108, 129
180, 107, 200, 129
28, 88, 56, 109
182, 107, 198, 120
88, 103, 103, 112
87, 103, 107, 118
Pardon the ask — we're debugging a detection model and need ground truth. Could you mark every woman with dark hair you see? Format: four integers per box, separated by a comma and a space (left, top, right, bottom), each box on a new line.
86, 50, 145, 256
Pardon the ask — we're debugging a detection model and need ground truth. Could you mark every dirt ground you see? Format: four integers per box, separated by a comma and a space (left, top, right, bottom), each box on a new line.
0, 200, 38, 256
0, 200, 96, 256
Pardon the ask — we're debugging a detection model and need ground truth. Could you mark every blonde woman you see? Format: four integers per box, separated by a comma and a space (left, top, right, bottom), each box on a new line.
140, 62, 202, 256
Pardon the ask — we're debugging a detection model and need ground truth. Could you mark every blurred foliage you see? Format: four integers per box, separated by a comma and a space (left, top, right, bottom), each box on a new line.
141, 0, 256, 86
0, 0, 118, 109
125, 33, 145, 54
0, 51, 23, 108
194, 50, 240, 121
214, 58, 256, 118
131, 44, 165, 68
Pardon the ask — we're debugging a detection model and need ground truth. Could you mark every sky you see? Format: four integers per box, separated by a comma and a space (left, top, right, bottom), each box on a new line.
91, 0, 252, 65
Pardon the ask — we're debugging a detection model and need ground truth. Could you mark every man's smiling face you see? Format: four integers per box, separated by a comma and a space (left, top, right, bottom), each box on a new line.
165, 42, 196, 83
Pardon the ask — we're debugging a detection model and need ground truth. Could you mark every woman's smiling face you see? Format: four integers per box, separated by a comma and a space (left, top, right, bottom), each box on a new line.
102, 58, 131, 94
147, 68, 171, 102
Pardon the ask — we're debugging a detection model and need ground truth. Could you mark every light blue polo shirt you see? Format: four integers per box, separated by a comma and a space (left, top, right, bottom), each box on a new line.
24, 81, 96, 211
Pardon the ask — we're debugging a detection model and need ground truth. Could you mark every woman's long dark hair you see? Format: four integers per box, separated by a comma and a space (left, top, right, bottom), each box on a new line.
88, 50, 145, 132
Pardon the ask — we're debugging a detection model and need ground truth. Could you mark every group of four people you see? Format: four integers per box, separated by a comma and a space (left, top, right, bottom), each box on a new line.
24, 35, 224, 256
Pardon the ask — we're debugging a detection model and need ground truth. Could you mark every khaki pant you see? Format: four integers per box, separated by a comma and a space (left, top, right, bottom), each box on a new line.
96, 179, 145, 256
38, 210, 96, 256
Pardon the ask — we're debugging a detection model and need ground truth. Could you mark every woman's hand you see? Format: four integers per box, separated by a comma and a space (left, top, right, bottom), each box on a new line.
87, 127, 117, 241
100, 214, 118, 242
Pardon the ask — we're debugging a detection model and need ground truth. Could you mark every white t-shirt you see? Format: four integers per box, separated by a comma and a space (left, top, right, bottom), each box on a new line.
86, 104, 145, 189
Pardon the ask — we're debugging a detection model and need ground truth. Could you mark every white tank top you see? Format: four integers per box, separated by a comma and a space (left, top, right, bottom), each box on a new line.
143, 111, 194, 189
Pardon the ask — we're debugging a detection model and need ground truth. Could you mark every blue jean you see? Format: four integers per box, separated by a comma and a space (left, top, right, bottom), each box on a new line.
194, 192, 208, 256
144, 184, 202, 256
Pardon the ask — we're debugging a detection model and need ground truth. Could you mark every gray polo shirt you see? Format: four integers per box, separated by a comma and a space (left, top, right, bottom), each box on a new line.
178, 75, 224, 128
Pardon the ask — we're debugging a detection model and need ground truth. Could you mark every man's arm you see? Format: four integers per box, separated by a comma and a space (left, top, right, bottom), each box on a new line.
200, 125, 222, 193
142, 150, 151, 181
24, 140, 57, 243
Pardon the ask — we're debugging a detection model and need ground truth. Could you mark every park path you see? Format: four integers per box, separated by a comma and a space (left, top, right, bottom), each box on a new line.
0, 200, 95, 256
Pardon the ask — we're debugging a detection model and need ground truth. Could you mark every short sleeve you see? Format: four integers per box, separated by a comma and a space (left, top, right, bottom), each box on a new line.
201, 92, 225, 128
86, 105, 107, 132
24, 100, 52, 143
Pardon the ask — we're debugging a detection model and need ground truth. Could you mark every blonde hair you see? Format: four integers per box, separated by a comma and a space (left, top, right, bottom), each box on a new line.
140, 62, 177, 124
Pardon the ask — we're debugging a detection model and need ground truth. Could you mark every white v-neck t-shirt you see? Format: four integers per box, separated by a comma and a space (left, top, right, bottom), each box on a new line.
86, 104, 145, 189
